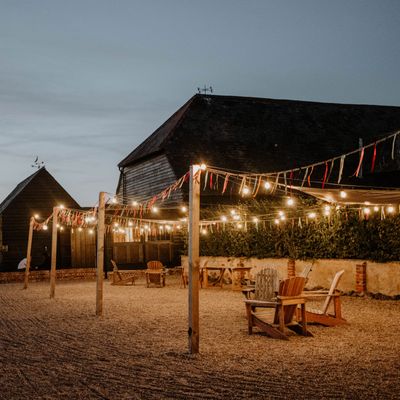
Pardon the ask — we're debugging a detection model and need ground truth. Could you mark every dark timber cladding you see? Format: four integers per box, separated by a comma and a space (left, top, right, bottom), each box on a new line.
117, 94, 400, 203
0, 168, 80, 271
120, 154, 183, 204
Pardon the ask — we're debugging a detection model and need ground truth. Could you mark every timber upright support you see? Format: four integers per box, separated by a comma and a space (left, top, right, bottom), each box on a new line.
96, 192, 106, 316
188, 165, 201, 354
23, 217, 34, 289
50, 207, 59, 298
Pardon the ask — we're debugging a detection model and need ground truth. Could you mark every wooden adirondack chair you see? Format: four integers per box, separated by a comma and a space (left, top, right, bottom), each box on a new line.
245, 276, 312, 340
242, 268, 279, 300
145, 260, 166, 287
301, 269, 346, 326
299, 265, 313, 279
110, 260, 136, 286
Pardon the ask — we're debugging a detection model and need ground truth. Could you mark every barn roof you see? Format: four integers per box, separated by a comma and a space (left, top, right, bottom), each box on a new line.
118, 94, 400, 181
0, 167, 80, 214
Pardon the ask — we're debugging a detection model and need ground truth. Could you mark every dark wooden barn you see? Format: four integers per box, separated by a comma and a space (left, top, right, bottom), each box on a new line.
117, 94, 400, 205
0, 167, 80, 271
114, 94, 400, 267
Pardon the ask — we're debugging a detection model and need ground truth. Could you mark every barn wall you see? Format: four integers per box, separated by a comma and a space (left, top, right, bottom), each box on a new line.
111, 240, 181, 268
71, 228, 96, 268
0, 170, 79, 271
118, 154, 184, 205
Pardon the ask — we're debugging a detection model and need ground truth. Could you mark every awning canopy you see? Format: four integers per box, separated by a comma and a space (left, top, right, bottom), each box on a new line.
291, 186, 400, 205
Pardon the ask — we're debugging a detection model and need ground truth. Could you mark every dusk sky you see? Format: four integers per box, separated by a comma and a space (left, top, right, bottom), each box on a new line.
1, 0, 399, 206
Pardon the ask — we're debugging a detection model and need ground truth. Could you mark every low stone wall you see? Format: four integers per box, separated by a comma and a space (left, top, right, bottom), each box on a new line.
0, 268, 98, 284
181, 256, 400, 297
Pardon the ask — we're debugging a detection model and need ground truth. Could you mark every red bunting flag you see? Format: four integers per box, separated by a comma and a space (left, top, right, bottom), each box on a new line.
371, 143, 377, 173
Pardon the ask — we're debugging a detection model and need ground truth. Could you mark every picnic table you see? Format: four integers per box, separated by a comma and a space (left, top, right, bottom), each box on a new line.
202, 265, 252, 290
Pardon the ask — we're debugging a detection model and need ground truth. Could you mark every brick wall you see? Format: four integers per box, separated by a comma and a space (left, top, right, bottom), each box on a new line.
0, 268, 98, 284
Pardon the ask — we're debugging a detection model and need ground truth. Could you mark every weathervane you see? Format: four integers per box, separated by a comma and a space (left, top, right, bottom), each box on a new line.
31, 156, 45, 169
197, 85, 213, 95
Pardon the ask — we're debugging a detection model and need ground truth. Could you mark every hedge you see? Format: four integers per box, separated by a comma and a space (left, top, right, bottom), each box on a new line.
196, 212, 400, 262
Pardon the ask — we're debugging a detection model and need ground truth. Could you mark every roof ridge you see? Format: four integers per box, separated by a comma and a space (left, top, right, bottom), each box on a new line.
194, 93, 400, 108
0, 167, 46, 213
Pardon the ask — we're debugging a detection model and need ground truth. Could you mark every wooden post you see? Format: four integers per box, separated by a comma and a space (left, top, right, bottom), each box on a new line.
23, 217, 34, 289
96, 192, 106, 316
188, 165, 201, 354
50, 207, 59, 299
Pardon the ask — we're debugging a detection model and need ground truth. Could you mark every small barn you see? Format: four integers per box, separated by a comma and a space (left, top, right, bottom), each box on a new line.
117, 94, 400, 205
0, 167, 80, 271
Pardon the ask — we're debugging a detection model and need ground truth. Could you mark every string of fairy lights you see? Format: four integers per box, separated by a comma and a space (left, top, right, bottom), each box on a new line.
31, 187, 399, 240
30, 129, 400, 238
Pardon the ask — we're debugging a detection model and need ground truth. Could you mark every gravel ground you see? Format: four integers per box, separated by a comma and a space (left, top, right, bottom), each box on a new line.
0, 275, 399, 399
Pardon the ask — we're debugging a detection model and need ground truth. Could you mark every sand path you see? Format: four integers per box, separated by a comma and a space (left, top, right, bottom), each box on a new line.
0, 276, 399, 399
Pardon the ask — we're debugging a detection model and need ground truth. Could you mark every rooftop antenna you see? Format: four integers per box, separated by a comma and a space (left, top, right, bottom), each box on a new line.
31, 156, 45, 169
197, 85, 213, 95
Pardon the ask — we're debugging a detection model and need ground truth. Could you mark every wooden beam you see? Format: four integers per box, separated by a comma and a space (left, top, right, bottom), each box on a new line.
188, 165, 201, 354
96, 191, 106, 316
23, 217, 34, 289
50, 207, 59, 299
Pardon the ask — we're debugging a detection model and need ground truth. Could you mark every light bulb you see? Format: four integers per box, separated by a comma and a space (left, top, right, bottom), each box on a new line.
242, 187, 250, 196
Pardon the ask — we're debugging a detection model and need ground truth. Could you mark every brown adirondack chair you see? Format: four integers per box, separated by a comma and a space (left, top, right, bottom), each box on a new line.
110, 260, 136, 286
245, 276, 312, 340
302, 269, 346, 326
145, 260, 166, 287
